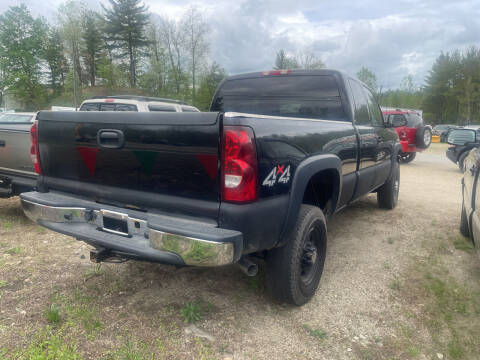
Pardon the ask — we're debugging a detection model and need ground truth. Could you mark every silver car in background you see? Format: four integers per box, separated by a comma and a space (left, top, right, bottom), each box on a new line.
0, 112, 37, 197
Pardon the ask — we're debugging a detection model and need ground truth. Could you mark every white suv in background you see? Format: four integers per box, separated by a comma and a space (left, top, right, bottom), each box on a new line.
79, 95, 200, 113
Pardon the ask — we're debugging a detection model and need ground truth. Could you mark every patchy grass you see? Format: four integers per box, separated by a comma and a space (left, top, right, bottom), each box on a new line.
181, 301, 203, 323
104, 339, 154, 360
4, 246, 22, 255
395, 255, 480, 359
453, 236, 475, 253
303, 324, 328, 340
15, 327, 82, 360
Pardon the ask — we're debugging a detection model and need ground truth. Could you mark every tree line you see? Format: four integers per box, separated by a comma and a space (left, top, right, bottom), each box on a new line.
0, 1, 479, 124
0, 1, 225, 111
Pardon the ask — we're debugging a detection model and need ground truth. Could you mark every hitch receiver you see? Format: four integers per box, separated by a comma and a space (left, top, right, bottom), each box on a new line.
90, 247, 111, 263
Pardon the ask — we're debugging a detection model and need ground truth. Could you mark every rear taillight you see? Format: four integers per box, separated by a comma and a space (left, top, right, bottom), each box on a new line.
30, 121, 41, 175
221, 126, 258, 203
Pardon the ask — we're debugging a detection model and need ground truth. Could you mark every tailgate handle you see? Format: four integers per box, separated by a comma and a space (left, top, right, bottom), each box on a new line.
97, 130, 124, 149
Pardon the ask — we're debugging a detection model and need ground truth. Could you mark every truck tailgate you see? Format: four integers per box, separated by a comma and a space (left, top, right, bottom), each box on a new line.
36, 111, 221, 220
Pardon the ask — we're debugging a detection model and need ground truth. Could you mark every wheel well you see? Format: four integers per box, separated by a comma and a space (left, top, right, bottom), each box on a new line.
302, 169, 338, 215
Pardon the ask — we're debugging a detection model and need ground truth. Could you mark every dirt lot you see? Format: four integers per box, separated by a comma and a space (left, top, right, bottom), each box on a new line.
1, 143, 479, 360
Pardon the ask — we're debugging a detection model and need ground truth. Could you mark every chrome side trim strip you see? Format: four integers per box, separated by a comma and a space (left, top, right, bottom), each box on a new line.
224, 111, 351, 124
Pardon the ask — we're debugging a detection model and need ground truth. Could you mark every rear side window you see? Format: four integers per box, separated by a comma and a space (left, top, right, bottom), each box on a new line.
148, 104, 177, 112
349, 80, 370, 125
0, 114, 33, 123
405, 113, 423, 128
211, 75, 347, 121
364, 89, 383, 126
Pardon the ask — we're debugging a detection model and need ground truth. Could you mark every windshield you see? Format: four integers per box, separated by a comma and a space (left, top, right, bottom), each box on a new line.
211, 75, 347, 121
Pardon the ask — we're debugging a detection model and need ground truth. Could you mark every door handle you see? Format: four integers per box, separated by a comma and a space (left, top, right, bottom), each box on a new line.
0, 140, 5, 147
97, 129, 124, 149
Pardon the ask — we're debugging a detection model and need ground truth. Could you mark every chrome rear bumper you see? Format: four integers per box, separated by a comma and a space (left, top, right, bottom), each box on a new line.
21, 192, 242, 267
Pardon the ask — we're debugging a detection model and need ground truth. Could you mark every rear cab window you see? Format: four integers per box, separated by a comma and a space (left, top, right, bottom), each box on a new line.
79, 102, 138, 111
211, 74, 347, 121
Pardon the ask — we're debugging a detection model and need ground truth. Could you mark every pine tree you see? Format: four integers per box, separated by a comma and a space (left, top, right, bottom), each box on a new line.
102, 0, 150, 87
44, 27, 68, 92
82, 11, 103, 87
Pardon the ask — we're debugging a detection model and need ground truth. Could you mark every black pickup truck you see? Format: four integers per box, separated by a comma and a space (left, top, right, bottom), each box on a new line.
21, 69, 402, 305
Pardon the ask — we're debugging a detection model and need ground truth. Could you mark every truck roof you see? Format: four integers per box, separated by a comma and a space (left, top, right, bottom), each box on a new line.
225, 69, 347, 81
89, 95, 186, 105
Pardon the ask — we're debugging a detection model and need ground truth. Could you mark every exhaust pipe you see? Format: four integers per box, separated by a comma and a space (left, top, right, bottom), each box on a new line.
237, 256, 258, 277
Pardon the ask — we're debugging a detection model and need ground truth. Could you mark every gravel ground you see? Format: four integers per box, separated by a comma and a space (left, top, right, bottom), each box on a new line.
0, 143, 479, 360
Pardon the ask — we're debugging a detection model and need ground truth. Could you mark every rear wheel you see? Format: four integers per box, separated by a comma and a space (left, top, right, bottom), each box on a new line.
399, 152, 416, 163
377, 159, 400, 209
458, 152, 468, 172
417, 127, 432, 149
266, 205, 327, 306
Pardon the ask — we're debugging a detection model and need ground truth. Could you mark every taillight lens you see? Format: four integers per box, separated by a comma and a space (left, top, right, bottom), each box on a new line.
30, 121, 42, 175
221, 126, 257, 203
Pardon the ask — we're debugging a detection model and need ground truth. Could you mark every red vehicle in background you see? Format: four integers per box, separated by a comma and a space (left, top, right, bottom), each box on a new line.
381, 108, 432, 163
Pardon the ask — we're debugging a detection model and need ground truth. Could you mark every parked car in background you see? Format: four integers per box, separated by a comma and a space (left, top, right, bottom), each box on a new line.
79, 95, 200, 113
457, 129, 480, 256
447, 128, 480, 171
0, 112, 37, 197
433, 124, 460, 142
381, 108, 432, 163
21, 69, 402, 306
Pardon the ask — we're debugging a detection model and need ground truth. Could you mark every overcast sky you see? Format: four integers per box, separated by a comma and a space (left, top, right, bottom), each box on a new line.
2, 0, 480, 89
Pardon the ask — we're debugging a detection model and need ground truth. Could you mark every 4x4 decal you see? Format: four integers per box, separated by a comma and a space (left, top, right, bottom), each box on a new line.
262, 165, 291, 187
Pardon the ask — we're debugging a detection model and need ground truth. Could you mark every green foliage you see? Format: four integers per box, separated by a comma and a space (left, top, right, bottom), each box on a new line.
274, 49, 299, 70
181, 301, 203, 323
453, 236, 475, 253
357, 66, 378, 94
0, 5, 47, 110
44, 27, 68, 92
20, 327, 82, 360
45, 304, 62, 325
4, 246, 22, 255
105, 339, 154, 360
423, 47, 480, 125
102, 0, 150, 87
82, 10, 104, 87
303, 324, 328, 340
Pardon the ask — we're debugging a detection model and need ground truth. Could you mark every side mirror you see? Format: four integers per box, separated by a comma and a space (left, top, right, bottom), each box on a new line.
447, 129, 477, 146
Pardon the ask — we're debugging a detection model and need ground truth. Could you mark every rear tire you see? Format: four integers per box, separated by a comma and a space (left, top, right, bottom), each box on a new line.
377, 159, 400, 209
399, 152, 416, 163
417, 127, 432, 149
266, 205, 327, 306
460, 200, 470, 238
458, 152, 468, 172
